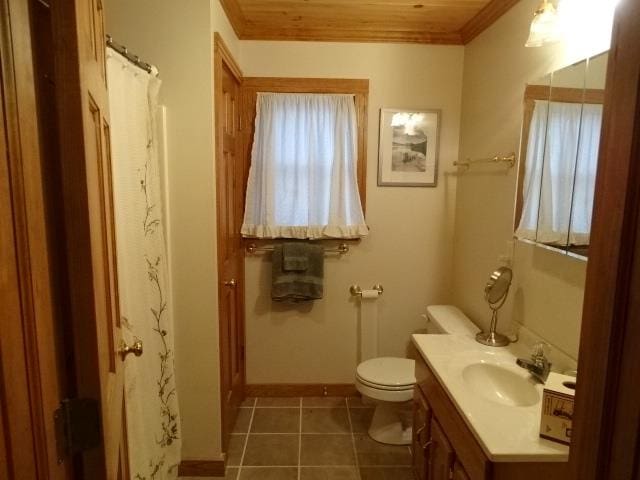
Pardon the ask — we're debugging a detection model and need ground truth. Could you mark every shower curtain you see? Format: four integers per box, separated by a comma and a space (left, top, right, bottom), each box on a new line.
107, 49, 181, 479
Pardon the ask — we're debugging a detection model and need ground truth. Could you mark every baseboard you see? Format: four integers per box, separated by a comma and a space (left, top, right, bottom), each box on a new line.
245, 383, 358, 397
178, 458, 226, 477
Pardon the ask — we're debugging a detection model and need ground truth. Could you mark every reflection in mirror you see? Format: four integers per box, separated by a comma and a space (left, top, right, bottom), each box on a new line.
567, 52, 607, 257
538, 59, 586, 250
515, 73, 551, 241
514, 52, 607, 259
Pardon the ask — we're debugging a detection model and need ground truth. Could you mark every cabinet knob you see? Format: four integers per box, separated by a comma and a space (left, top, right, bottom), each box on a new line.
224, 278, 237, 288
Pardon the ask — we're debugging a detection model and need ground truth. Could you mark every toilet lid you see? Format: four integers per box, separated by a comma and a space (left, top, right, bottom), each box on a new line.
356, 357, 416, 388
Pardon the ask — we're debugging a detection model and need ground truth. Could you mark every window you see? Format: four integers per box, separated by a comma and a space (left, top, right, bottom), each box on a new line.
241, 84, 369, 240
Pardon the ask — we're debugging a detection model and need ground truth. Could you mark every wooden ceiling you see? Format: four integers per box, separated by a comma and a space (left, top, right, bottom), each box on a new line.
219, 0, 521, 45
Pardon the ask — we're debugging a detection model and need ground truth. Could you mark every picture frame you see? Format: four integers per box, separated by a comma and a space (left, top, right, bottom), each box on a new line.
377, 108, 441, 187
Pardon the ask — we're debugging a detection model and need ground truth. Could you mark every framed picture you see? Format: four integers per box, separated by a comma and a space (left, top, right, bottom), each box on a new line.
377, 108, 441, 187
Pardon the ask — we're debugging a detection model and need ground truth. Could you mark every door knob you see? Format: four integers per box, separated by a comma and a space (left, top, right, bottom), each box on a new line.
224, 279, 237, 288
119, 340, 143, 359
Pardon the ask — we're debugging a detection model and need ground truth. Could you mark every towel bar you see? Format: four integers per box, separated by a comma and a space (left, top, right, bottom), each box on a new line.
454, 152, 516, 169
246, 243, 349, 255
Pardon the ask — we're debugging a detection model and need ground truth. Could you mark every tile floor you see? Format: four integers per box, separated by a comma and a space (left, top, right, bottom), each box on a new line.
198, 396, 413, 480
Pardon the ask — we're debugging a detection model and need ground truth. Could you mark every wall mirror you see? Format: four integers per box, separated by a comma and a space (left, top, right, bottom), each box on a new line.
515, 52, 608, 259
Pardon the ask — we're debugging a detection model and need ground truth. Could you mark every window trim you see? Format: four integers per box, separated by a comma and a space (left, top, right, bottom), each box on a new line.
240, 77, 369, 221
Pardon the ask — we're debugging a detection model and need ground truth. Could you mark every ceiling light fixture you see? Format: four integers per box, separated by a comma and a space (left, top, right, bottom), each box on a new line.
525, 0, 562, 47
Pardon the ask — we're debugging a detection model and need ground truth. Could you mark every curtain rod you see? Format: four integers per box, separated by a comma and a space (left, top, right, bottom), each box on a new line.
106, 35, 156, 75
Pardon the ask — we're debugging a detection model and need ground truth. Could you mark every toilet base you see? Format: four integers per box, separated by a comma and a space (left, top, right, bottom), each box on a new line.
367, 401, 413, 445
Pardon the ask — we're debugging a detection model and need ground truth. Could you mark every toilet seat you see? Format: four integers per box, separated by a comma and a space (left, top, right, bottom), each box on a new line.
356, 357, 416, 390
356, 376, 414, 391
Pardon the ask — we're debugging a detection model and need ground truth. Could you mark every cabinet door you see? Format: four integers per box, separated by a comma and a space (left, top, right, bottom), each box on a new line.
430, 419, 455, 480
452, 461, 470, 480
412, 388, 432, 479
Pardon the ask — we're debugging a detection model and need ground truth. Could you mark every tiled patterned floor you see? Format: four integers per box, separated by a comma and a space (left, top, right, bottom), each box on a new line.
214, 396, 413, 480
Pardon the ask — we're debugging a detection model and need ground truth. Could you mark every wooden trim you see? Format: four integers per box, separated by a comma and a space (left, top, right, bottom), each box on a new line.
524, 85, 605, 104
178, 459, 226, 477
460, 0, 522, 44
242, 77, 370, 94
217, 0, 246, 38
240, 77, 369, 212
239, 29, 464, 45
213, 32, 242, 82
569, 1, 640, 478
245, 384, 359, 397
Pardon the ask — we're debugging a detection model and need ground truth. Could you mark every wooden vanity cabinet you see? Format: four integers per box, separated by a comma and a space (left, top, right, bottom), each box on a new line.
412, 354, 569, 480
412, 389, 431, 479
413, 386, 471, 480
452, 461, 471, 480
429, 419, 456, 480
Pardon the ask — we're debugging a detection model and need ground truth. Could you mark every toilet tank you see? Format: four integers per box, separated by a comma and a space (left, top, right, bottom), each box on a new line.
424, 305, 480, 336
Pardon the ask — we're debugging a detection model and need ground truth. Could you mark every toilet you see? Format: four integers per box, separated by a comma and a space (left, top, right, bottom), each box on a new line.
355, 305, 479, 445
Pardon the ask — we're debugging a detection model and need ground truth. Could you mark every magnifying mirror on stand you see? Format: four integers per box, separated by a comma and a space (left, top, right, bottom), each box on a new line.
475, 266, 513, 347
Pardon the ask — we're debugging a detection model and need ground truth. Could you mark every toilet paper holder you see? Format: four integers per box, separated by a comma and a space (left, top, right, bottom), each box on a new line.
350, 284, 384, 297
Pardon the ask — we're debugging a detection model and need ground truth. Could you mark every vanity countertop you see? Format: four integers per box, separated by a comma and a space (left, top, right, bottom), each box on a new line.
411, 333, 570, 463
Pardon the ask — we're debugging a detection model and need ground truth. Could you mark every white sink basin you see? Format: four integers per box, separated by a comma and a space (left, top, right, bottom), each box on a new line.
462, 362, 540, 407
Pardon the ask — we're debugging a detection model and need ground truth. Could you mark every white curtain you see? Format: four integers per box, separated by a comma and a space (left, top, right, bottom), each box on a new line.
242, 93, 369, 239
516, 100, 603, 246
568, 104, 602, 244
107, 49, 181, 479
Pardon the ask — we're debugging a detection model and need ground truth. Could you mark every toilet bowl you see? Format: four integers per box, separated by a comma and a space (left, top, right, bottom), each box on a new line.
355, 357, 415, 445
354, 305, 480, 445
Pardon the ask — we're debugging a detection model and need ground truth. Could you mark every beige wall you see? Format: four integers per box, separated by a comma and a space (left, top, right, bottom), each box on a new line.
105, 0, 240, 460
240, 42, 464, 384
452, 0, 611, 361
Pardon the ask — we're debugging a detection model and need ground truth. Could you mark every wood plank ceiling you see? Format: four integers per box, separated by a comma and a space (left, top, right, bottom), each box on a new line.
219, 0, 522, 45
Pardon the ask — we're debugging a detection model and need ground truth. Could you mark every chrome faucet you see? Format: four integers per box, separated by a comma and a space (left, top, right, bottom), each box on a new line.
516, 342, 552, 383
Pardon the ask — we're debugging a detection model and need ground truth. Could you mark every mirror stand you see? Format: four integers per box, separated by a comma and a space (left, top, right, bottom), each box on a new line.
475, 266, 513, 347
476, 309, 511, 347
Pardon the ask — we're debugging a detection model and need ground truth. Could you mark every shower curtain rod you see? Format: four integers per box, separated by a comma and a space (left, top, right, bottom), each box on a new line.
106, 35, 156, 75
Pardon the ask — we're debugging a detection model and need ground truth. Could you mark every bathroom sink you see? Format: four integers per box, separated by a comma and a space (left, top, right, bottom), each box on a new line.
462, 362, 540, 407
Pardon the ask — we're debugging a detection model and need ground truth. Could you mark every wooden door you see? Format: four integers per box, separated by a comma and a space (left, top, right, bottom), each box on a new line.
429, 419, 455, 480
452, 461, 470, 480
50, 0, 127, 477
413, 388, 432, 480
215, 36, 246, 450
569, 0, 640, 478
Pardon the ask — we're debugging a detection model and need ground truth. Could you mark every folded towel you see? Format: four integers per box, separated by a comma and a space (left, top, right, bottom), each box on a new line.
282, 242, 309, 272
272, 243, 324, 303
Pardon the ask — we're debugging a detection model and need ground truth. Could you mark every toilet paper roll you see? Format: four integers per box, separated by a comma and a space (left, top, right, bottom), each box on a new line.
361, 289, 380, 299
360, 293, 379, 361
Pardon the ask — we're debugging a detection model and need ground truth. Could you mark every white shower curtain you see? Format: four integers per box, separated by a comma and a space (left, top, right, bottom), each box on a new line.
107, 49, 181, 479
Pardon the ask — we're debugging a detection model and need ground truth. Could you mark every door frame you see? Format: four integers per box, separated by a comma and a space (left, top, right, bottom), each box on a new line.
0, 0, 71, 478
569, 1, 640, 478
